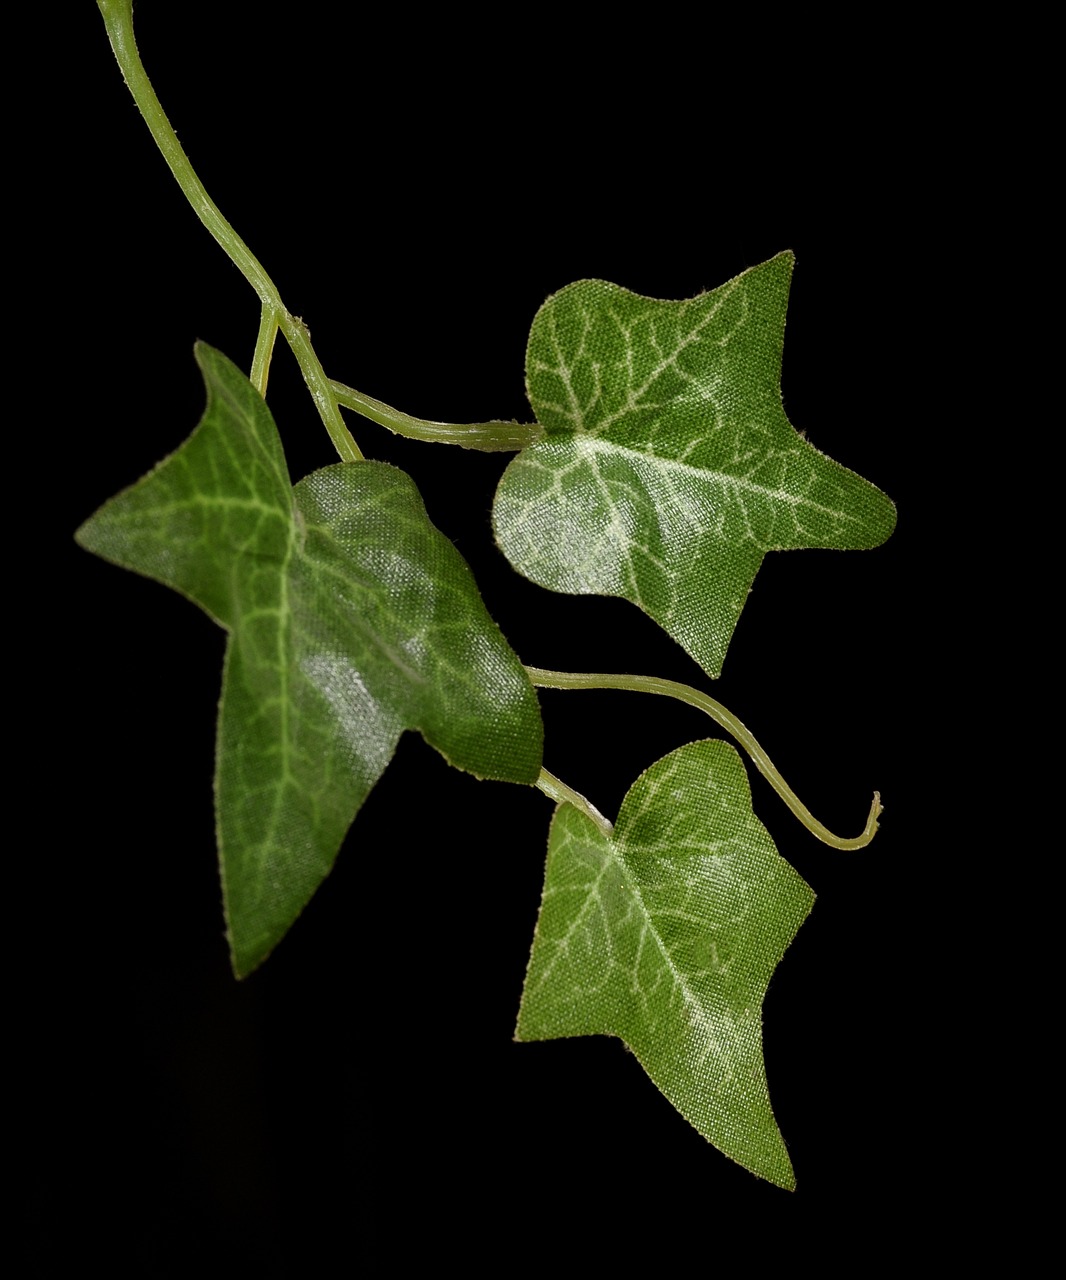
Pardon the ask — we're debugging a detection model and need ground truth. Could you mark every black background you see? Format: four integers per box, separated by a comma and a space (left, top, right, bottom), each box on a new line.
45, 4, 981, 1270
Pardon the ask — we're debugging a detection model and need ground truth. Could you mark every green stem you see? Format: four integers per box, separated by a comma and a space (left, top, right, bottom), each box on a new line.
96, 0, 362, 462
251, 305, 280, 397
331, 381, 543, 452
536, 768, 614, 837
286, 320, 361, 461
526, 668, 882, 851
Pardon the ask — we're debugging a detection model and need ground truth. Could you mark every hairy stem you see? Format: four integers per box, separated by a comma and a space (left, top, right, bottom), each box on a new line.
526, 668, 882, 851
330, 381, 544, 452
536, 769, 614, 837
96, 0, 361, 462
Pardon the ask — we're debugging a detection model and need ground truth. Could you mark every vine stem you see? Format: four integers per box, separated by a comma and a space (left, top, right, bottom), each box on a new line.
535, 769, 614, 837
96, 0, 361, 462
526, 668, 882, 851
251, 306, 280, 397
330, 381, 543, 452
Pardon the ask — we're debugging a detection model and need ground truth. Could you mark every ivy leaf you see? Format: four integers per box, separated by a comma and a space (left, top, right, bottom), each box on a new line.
493, 252, 896, 677
517, 739, 813, 1188
77, 343, 543, 976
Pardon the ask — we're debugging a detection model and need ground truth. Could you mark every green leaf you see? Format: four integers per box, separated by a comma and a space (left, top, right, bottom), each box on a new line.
77, 343, 543, 975
493, 252, 896, 677
517, 739, 814, 1188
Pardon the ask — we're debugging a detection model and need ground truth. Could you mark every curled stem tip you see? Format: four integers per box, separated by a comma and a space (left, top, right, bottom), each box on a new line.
526, 668, 882, 851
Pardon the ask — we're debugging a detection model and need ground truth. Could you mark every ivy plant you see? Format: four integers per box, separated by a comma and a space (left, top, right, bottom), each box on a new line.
81, 0, 895, 1191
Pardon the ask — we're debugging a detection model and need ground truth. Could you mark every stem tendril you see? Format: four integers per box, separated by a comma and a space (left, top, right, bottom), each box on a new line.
525, 668, 881, 851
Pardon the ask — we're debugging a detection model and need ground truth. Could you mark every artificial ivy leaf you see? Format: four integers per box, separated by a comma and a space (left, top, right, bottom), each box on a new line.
77, 343, 543, 975
517, 739, 813, 1188
493, 252, 896, 677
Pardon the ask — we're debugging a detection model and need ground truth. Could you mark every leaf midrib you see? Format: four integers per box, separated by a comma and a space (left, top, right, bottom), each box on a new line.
537, 814, 720, 1053
572, 435, 862, 523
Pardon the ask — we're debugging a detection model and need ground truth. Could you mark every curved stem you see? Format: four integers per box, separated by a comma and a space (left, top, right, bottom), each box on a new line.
96, 0, 362, 462
331, 381, 543, 452
536, 768, 614, 837
526, 668, 882, 851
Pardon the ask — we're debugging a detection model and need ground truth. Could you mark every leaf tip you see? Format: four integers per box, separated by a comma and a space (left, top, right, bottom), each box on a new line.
73, 514, 96, 554
226, 927, 271, 982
